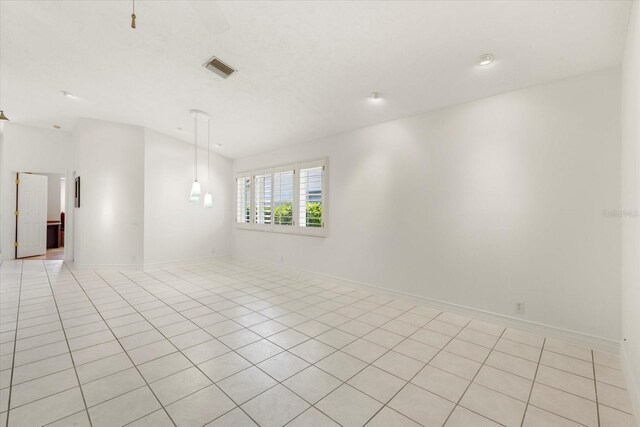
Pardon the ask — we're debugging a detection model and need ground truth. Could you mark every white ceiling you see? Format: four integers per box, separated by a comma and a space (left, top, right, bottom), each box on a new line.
0, 0, 632, 158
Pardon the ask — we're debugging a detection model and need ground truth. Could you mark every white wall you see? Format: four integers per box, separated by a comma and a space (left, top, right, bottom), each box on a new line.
0, 123, 73, 259
232, 67, 622, 342
72, 118, 145, 266
2, 119, 232, 266
143, 129, 232, 264
621, 1, 640, 418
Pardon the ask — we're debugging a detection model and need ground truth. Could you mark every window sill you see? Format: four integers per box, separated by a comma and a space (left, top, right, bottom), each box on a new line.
235, 225, 327, 238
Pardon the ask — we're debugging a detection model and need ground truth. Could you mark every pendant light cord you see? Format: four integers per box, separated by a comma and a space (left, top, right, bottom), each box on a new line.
193, 112, 198, 181
207, 119, 211, 183
131, 0, 136, 29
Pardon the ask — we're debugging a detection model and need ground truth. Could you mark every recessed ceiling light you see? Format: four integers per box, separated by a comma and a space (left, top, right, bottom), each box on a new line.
370, 92, 383, 102
61, 91, 77, 99
215, 143, 223, 148
476, 54, 494, 66
53, 124, 61, 129
176, 127, 183, 131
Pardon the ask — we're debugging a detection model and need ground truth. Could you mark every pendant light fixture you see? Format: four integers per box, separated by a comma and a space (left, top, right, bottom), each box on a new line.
189, 109, 211, 203
189, 110, 202, 203
131, 0, 136, 29
203, 118, 213, 208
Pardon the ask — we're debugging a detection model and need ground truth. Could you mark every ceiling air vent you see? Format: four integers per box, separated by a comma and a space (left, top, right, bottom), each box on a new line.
204, 56, 236, 79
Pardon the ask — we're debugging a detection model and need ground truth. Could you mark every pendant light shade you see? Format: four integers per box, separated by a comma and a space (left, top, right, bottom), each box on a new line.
203, 192, 213, 208
190, 180, 201, 200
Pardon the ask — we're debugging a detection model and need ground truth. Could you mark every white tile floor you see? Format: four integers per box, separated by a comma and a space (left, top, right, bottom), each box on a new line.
0, 258, 636, 427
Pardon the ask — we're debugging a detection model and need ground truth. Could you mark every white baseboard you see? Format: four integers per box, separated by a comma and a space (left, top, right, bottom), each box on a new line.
65, 261, 144, 271
58, 254, 621, 353
621, 343, 640, 425
65, 254, 227, 271
234, 256, 621, 353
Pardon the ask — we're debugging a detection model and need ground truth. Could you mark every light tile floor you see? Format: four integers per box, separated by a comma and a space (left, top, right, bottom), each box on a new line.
0, 258, 636, 427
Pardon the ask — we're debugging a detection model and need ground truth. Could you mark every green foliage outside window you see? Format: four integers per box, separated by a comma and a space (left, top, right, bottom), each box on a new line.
272, 201, 322, 227
305, 202, 322, 227
274, 202, 293, 225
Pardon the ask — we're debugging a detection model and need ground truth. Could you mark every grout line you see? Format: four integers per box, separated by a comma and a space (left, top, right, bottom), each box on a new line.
593, 349, 601, 426
520, 337, 546, 427
42, 409, 90, 426
4, 260, 24, 427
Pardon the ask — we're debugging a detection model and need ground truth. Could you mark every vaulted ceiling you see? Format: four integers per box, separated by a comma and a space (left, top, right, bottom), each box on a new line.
0, 1, 632, 158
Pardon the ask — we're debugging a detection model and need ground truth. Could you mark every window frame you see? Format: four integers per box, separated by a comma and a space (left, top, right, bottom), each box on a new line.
272, 164, 296, 233
235, 158, 328, 237
252, 168, 274, 231
235, 172, 252, 230
297, 159, 327, 237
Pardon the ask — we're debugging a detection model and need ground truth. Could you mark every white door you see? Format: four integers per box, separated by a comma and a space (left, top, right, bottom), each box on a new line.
17, 173, 48, 258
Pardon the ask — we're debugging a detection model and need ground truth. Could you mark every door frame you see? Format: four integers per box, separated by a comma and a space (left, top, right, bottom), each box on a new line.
14, 172, 18, 259
13, 171, 69, 260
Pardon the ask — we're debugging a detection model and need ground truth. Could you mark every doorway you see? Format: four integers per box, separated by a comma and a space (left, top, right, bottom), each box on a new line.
15, 172, 66, 260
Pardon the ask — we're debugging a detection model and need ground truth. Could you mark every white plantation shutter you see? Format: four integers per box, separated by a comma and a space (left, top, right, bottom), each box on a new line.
273, 165, 295, 229
235, 158, 327, 236
236, 174, 252, 227
298, 160, 325, 235
254, 171, 272, 226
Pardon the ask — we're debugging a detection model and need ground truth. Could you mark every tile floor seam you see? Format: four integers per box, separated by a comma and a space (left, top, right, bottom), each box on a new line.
3, 260, 24, 427
41, 409, 90, 426
592, 349, 601, 427
526, 403, 591, 427
84, 384, 149, 409
6, 381, 82, 411
519, 337, 546, 427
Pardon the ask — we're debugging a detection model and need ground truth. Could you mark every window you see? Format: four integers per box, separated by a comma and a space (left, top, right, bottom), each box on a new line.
273, 166, 294, 227
235, 158, 327, 236
254, 172, 272, 226
235, 174, 251, 227
299, 160, 325, 232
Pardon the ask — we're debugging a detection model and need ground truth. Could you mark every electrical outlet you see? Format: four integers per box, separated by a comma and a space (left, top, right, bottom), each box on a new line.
515, 301, 524, 314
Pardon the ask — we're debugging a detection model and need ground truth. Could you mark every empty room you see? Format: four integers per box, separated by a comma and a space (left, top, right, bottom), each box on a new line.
0, 0, 639, 426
